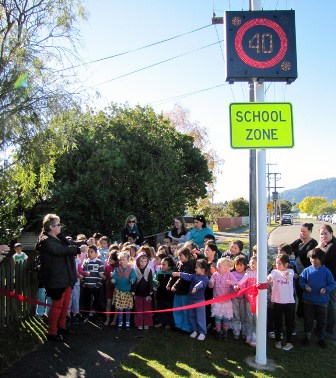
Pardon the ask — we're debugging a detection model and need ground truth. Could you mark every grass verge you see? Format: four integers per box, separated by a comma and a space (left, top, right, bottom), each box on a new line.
114, 324, 336, 378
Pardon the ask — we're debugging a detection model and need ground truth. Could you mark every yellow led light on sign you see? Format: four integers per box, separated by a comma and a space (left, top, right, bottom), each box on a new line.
230, 103, 294, 149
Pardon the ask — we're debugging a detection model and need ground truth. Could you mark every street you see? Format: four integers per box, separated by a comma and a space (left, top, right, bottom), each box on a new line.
268, 219, 324, 248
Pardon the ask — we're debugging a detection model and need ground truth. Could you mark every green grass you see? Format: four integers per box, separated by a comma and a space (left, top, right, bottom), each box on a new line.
216, 223, 278, 254
115, 325, 336, 378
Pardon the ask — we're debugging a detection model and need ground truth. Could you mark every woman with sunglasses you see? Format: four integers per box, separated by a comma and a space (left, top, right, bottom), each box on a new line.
36, 213, 87, 341
121, 215, 144, 246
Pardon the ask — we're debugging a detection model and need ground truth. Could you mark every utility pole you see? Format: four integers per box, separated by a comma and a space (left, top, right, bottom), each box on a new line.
266, 163, 277, 203
266, 170, 284, 222
266, 163, 276, 225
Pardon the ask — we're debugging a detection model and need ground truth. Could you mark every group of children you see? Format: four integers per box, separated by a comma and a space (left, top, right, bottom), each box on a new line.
33, 234, 258, 346
267, 243, 336, 350
32, 230, 336, 351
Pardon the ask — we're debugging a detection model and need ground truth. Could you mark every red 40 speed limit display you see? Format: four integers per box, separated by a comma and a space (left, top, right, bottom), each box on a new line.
225, 10, 297, 83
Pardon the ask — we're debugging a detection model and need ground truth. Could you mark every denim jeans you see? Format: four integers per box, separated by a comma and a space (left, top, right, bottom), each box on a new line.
36, 288, 51, 316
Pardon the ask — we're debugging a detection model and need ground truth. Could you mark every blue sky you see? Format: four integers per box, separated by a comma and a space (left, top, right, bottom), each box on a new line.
74, 0, 336, 202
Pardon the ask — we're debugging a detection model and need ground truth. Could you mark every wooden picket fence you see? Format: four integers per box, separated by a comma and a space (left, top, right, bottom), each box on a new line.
0, 258, 38, 329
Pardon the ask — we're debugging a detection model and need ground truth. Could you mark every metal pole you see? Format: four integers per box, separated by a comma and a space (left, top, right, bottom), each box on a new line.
249, 82, 256, 258
250, 0, 267, 366
255, 85, 267, 366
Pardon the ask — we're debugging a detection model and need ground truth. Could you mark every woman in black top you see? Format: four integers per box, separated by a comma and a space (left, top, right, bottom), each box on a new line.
290, 223, 318, 317
166, 216, 190, 244
319, 224, 336, 339
36, 214, 87, 341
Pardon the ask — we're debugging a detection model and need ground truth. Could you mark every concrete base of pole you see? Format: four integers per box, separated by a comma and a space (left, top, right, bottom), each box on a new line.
245, 356, 276, 371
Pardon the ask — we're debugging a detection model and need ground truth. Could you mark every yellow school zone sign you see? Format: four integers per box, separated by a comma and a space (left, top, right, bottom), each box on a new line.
230, 103, 294, 149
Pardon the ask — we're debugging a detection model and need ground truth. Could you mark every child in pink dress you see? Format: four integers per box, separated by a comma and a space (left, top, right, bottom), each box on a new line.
209, 257, 237, 340
236, 255, 257, 346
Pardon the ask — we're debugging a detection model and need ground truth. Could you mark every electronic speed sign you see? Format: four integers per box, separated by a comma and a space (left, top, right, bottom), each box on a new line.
225, 10, 297, 83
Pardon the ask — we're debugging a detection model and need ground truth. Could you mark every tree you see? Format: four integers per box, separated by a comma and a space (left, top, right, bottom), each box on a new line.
42, 104, 212, 239
164, 104, 224, 201
223, 198, 249, 217
299, 196, 328, 215
0, 0, 87, 146
279, 199, 292, 215
314, 203, 335, 217
0, 115, 73, 241
0, 0, 87, 242
188, 199, 226, 224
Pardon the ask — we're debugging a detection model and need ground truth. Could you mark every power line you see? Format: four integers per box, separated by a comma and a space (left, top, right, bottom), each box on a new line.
148, 83, 227, 106
94, 40, 224, 87
57, 24, 212, 72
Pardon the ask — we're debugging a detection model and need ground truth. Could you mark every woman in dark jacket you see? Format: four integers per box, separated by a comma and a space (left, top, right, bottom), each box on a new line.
35, 213, 86, 341
121, 215, 144, 245
290, 222, 318, 317
319, 224, 336, 339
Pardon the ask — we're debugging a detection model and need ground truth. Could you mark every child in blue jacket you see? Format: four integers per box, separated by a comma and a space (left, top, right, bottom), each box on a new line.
173, 259, 209, 341
299, 248, 336, 348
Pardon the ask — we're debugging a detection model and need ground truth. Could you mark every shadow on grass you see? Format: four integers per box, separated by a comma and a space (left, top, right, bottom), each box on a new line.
1, 316, 336, 378
114, 324, 336, 378
116, 329, 264, 378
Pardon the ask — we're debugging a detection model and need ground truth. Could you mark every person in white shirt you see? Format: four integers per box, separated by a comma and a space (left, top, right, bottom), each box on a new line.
267, 254, 295, 351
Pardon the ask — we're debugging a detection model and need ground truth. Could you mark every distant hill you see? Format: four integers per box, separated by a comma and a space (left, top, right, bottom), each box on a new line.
280, 178, 336, 204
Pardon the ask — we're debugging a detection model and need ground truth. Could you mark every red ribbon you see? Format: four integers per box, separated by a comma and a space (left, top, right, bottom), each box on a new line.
0, 283, 268, 315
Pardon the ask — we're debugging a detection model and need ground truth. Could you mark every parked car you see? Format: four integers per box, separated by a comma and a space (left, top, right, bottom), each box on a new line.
281, 215, 293, 226
323, 214, 331, 222
332, 214, 336, 224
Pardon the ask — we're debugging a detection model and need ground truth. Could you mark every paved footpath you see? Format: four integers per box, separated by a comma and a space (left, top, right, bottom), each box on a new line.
0, 319, 144, 378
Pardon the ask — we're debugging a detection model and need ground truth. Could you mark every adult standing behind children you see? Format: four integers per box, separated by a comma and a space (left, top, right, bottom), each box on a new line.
121, 215, 144, 246
187, 215, 214, 250
290, 223, 318, 317
318, 224, 336, 340
167, 217, 190, 244
35, 213, 87, 342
